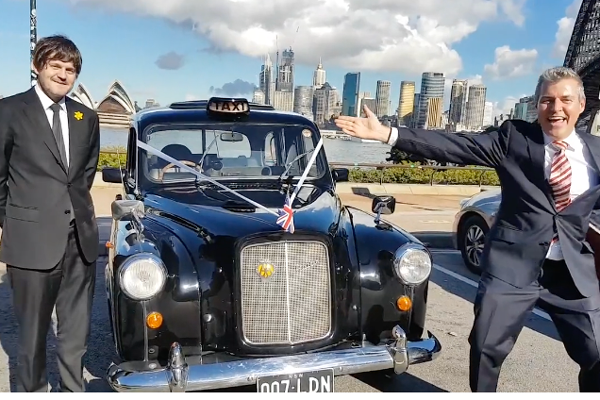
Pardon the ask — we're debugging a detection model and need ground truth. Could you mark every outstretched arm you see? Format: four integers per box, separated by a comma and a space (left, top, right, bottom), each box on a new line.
387, 124, 511, 168
335, 105, 511, 168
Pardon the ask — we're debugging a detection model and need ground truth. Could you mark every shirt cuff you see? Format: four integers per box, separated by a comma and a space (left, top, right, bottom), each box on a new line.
387, 127, 398, 146
590, 222, 600, 234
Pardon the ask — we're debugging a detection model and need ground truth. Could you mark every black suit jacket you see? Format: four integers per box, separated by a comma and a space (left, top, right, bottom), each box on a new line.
0, 87, 100, 269
393, 120, 600, 297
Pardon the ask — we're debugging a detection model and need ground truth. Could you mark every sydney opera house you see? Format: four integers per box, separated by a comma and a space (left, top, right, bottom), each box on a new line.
70, 80, 139, 128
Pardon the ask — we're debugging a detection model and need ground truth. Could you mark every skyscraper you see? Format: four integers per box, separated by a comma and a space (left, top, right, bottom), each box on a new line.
341, 73, 361, 117
259, 54, 274, 105
313, 82, 336, 125
417, 72, 445, 129
313, 58, 326, 88
426, 97, 444, 129
276, 48, 295, 92
563, 0, 600, 133
252, 89, 265, 105
359, 93, 376, 117
465, 84, 487, 130
293, 86, 314, 119
272, 91, 294, 112
412, 93, 421, 128
375, 80, 391, 118
397, 81, 415, 127
513, 96, 530, 120
449, 79, 468, 126
483, 102, 494, 127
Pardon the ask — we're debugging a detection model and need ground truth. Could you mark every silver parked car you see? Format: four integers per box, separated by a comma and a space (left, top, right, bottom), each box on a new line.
452, 189, 501, 274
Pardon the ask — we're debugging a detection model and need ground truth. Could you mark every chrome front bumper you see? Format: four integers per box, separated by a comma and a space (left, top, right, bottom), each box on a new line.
106, 326, 441, 392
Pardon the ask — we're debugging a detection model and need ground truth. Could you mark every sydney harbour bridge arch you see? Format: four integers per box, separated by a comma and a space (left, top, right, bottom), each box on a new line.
564, 0, 600, 134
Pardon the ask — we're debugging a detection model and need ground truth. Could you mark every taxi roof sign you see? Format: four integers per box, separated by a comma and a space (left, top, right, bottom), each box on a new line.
207, 97, 250, 114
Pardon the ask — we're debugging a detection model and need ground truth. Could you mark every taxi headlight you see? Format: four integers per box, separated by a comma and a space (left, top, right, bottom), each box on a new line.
119, 253, 167, 301
393, 244, 432, 285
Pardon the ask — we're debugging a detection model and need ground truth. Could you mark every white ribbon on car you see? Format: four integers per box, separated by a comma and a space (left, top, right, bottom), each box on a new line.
137, 140, 278, 216
137, 138, 324, 218
288, 137, 324, 204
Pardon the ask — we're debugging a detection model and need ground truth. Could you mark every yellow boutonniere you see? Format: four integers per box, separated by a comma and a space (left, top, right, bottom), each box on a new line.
74, 111, 84, 120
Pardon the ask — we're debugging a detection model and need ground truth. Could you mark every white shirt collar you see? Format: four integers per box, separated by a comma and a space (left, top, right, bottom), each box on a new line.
34, 83, 66, 112
542, 129, 580, 151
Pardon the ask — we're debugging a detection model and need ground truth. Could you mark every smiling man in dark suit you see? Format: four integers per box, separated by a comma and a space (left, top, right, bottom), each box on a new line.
0, 35, 100, 392
335, 67, 600, 392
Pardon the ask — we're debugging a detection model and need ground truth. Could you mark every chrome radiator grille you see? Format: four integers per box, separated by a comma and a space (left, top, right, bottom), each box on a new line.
239, 240, 331, 345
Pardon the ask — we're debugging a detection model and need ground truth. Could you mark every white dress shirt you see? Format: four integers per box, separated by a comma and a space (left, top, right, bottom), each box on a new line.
542, 130, 598, 259
35, 84, 70, 167
386, 127, 600, 260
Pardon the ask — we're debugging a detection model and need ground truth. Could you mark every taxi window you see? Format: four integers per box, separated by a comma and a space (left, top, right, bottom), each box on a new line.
147, 129, 204, 153
141, 123, 324, 183
264, 132, 278, 166
206, 130, 251, 158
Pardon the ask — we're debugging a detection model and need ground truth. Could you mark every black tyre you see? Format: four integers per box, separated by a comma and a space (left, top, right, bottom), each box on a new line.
458, 214, 489, 275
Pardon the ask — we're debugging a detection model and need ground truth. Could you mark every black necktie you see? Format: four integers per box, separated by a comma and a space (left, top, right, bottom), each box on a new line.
50, 103, 74, 221
50, 103, 68, 167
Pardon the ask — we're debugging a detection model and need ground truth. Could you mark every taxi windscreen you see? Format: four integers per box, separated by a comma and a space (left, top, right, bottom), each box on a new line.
141, 123, 325, 183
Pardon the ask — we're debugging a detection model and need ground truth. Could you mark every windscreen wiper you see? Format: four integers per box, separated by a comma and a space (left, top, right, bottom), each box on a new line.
192, 136, 219, 187
198, 136, 218, 171
277, 149, 315, 182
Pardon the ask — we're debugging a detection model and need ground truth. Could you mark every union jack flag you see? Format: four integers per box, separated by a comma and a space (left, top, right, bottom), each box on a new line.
276, 194, 295, 233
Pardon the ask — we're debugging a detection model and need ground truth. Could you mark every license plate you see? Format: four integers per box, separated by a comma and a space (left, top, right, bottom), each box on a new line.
256, 369, 335, 392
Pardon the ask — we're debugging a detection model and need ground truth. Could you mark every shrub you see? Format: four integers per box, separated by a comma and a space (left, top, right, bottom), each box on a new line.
347, 165, 499, 186
98, 146, 126, 171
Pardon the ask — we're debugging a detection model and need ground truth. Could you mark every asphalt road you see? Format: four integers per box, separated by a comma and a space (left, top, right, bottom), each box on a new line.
0, 247, 581, 393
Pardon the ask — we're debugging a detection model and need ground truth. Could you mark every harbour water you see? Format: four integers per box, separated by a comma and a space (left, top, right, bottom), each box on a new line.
100, 128, 393, 165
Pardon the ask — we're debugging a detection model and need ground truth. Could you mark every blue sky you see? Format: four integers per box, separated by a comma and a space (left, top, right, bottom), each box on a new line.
0, 0, 581, 115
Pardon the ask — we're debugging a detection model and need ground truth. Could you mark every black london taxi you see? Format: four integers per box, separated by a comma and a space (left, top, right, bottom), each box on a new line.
100, 96, 442, 392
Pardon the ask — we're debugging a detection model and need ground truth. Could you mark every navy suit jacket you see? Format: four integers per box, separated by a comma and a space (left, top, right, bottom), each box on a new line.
392, 119, 600, 297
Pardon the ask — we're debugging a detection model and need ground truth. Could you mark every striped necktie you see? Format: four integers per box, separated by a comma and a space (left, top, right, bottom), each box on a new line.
549, 140, 572, 211
549, 141, 571, 245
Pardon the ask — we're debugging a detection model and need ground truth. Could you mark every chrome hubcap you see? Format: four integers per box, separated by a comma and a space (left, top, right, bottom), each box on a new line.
465, 225, 485, 267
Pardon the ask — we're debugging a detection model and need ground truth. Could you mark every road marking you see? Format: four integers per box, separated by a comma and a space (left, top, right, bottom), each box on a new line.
394, 211, 457, 216
432, 263, 552, 322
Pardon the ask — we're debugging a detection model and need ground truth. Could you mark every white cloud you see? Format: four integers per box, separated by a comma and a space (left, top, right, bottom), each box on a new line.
552, 0, 582, 59
64, 0, 526, 75
185, 94, 198, 101
484, 45, 538, 80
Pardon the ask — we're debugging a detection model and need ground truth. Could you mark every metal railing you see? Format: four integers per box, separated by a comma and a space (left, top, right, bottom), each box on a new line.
98, 150, 497, 186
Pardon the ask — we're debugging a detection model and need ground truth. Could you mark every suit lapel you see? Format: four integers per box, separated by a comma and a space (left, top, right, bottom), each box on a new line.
66, 98, 89, 179
21, 88, 67, 174
525, 123, 557, 212
577, 131, 600, 177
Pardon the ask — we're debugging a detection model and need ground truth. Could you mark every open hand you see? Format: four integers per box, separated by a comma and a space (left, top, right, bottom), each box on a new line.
334, 105, 390, 143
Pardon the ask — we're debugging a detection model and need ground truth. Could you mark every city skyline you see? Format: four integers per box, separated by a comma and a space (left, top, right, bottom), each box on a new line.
0, 0, 582, 119
251, 51, 497, 131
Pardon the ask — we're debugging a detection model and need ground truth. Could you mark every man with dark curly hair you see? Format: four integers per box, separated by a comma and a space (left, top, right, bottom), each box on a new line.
0, 35, 100, 392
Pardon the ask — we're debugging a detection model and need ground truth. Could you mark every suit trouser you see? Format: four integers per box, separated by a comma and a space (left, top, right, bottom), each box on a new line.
6, 221, 96, 392
468, 259, 600, 392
